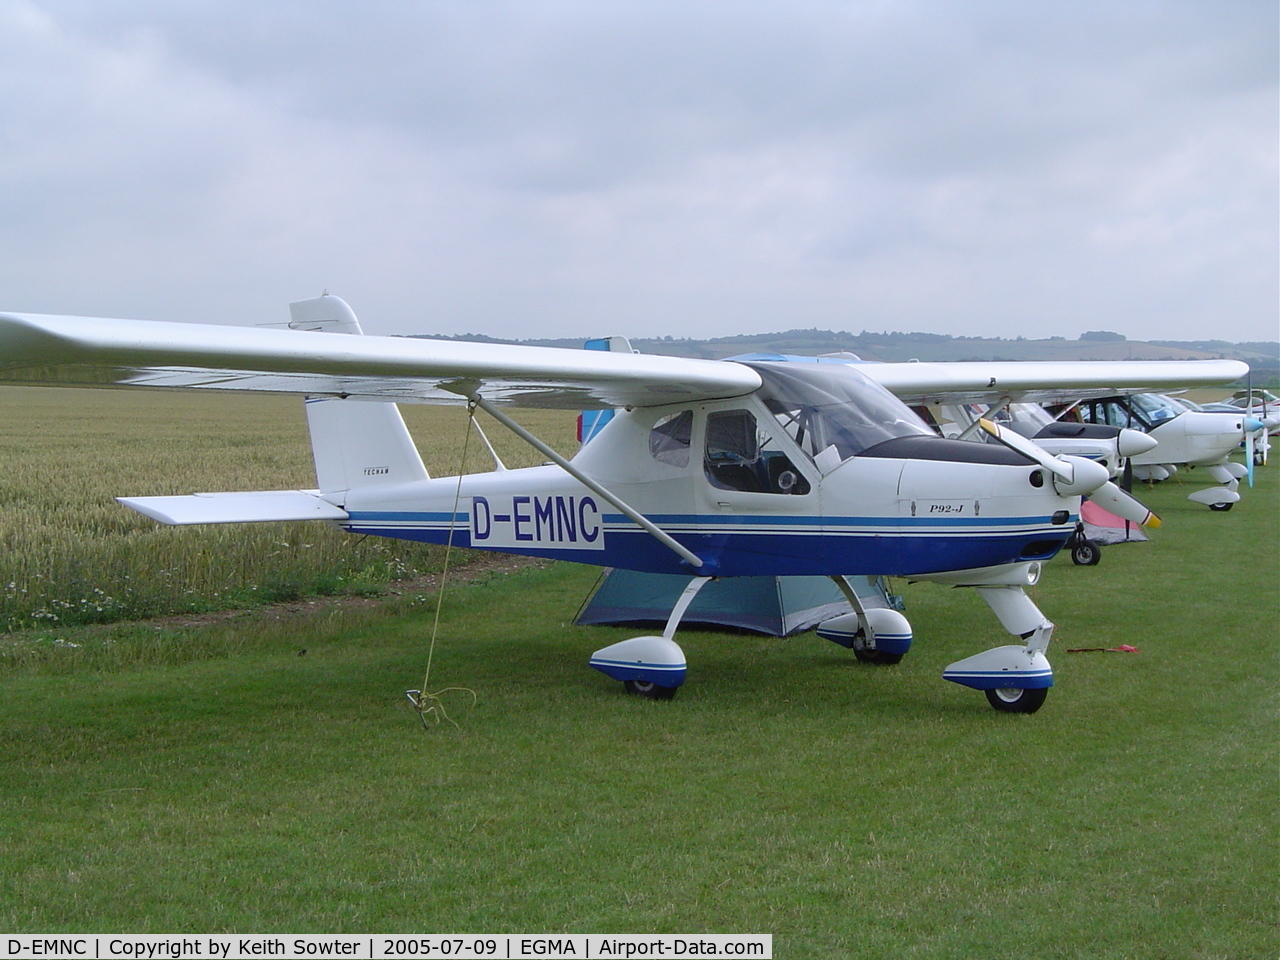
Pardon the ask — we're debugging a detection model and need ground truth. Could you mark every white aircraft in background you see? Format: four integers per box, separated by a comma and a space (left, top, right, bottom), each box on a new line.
1048, 393, 1262, 511
929, 400, 1156, 478
1173, 395, 1275, 470
0, 296, 1247, 712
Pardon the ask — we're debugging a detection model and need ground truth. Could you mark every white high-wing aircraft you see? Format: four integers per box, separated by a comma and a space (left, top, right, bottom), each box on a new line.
1049, 393, 1262, 510
0, 296, 1248, 713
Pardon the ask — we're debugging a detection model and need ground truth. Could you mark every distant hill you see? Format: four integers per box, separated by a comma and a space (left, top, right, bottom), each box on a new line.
411, 329, 1278, 383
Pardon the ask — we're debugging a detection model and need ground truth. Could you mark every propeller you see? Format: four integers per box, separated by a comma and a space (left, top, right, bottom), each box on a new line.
1243, 416, 1266, 488
1087, 480, 1162, 529
979, 418, 1160, 528
1246, 369, 1254, 488
1245, 430, 1255, 488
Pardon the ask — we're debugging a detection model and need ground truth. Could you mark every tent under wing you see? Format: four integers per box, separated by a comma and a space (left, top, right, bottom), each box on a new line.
1080, 498, 1149, 545
576, 569, 897, 637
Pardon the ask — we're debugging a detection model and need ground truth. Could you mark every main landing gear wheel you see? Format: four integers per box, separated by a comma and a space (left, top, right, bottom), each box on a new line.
624, 679, 677, 700
985, 686, 1048, 714
1070, 539, 1102, 566
1209, 501, 1234, 512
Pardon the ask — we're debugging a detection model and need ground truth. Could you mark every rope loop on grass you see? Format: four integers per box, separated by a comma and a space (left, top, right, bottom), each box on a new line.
405, 687, 477, 730
408, 400, 479, 731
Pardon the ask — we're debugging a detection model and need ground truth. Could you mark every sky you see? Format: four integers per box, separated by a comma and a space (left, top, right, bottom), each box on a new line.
1, 0, 1276, 343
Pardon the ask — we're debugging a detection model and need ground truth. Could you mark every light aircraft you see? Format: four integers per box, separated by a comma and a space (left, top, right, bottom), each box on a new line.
0, 296, 1248, 712
1048, 393, 1262, 511
1173, 397, 1274, 470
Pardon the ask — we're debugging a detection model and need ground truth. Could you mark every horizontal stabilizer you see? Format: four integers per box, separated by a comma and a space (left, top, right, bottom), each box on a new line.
119, 490, 348, 525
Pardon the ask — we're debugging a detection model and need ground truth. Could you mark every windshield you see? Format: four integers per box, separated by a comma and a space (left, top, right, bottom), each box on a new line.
1128, 393, 1184, 426
745, 361, 934, 467
959, 401, 1053, 438
1007, 403, 1054, 428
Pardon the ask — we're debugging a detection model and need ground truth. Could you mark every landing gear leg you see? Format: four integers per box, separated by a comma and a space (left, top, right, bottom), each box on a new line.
818, 576, 913, 664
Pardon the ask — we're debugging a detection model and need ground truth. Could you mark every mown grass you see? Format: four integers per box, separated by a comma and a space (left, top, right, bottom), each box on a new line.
0, 444, 1275, 956
0, 386, 577, 630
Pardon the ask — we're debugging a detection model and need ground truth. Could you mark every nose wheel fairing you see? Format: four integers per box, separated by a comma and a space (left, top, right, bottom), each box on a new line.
942, 645, 1054, 692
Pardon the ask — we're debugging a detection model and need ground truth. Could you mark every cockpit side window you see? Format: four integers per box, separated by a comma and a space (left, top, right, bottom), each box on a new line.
1102, 401, 1142, 429
1079, 401, 1120, 427
704, 409, 811, 495
649, 410, 693, 467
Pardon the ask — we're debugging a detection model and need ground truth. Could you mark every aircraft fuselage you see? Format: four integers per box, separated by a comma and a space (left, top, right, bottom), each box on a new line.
338, 394, 1074, 578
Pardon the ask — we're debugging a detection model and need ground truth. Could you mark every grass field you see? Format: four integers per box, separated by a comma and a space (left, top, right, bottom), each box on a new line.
0, 389, 1276, 957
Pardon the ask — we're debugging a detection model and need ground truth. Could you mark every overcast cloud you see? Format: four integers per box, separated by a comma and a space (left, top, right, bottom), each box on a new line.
1, 0, 1275, 341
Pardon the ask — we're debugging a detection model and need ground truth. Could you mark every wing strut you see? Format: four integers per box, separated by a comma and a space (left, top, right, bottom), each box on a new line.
954, 396, 1016, 440
470, 395, 708, 571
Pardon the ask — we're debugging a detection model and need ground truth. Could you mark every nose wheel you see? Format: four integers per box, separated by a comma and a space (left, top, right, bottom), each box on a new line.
985, 686, 1049, 714
943, 584, 1056, 713
1067, 523, 1102, 566
1070, 538, 1102, 565
624, 679, 677, 700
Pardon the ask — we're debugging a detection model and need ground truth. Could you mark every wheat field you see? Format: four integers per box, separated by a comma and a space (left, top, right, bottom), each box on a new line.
0, 385, 578, 630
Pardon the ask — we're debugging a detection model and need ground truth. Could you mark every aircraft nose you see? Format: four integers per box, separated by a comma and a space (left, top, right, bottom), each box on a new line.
1051, 455, 1111, 498
1117, 428, 1158, 458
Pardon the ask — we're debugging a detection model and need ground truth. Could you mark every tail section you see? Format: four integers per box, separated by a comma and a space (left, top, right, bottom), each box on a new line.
287, 292, 366, 334
292, 295, 429, 502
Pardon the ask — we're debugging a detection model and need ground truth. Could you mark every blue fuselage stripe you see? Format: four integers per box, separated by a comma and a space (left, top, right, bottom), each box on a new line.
346, 510, 1062, 529
339, 508, 1070, 578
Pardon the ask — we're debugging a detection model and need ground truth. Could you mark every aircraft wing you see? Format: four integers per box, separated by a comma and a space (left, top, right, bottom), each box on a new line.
0, 308, 1246, 410
858, 359, 1250, 406
0, 311, 760, 409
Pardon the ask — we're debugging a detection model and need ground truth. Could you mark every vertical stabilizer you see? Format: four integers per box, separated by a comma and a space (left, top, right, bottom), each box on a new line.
288, 292, 365, 334
291, 295, 429, 500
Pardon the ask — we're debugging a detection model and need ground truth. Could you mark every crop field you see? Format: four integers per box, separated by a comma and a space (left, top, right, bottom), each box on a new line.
0, 386, 578, 632
0, 386, 1276, 957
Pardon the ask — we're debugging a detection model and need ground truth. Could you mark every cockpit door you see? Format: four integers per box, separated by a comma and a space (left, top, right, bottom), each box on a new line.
700, 406, 815, 501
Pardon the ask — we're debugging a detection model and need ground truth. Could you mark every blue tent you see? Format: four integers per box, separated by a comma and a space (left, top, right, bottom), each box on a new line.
576, 569, 898, 637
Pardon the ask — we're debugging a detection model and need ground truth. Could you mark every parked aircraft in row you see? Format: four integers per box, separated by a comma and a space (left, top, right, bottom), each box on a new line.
0, 296, 1248, 712
1047, 393, 1263, 510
